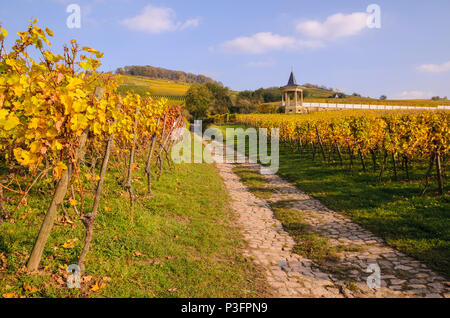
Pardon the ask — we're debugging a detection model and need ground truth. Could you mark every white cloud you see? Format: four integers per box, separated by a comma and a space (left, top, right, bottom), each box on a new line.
214, 11, 371, 55
393, 90, 435, 100
417, 61, 450, 73
296, 12, 369, 39
216, 32, 323, 55
247, 59, 277, 67
121, 5, 199, 33
180, 18, 200, 30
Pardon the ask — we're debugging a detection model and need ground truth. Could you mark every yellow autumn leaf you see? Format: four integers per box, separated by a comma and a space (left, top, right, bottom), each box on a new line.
72, 100, 86, 113
28, 118, 40, 129
51, 140, 63, 151
45, 127, 58, 138
69, 198, 77, 206
29, 141, 42, 154
70, 113, 88, 132
14, 148, 33, 166
2, 292, 18, 298
90, 282, 106, 292
60, 94, 73, 115
0, 109, 8, 121
45, 27, 54, 36
78, 61, 90, 70
66, 77, 83, 91
23, 282, 39, 294
13, 85, 23, 97
54, 161, 67, 179
90, 283, 100, 292
61, 241, 75, 249
0, 113, 20, 130
82, 47, 98, 54
0, 28, 8, 40
93, 122, 102, 135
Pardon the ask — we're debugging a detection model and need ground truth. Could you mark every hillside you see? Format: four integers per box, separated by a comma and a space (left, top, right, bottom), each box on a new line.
115, 75, 450, 111
117, 75, 190, 97
116, 65, 217, 85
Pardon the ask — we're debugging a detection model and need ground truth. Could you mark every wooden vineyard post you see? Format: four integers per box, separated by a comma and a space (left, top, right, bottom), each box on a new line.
436, 150, 444, 195
26, 87, 104, 272
26, 166, 73, 272
145, 116, 161, 196
78, 103, 121, 274
125, 106, 140, 222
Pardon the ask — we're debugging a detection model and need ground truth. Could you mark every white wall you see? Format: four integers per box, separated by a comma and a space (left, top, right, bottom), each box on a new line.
301, 102, 449, 110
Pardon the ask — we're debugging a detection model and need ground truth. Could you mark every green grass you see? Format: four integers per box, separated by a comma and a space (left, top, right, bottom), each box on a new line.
0, 157, 269, 298
219, 123, 450, 279
231, 167, 274, 200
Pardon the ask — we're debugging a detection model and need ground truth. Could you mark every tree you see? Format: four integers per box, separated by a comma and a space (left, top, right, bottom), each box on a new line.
234, 96, 259, 113
205, 83, 233, 115
380, 95, 387, 100
330, 92, 345, 99
185, 84, 213, 119
432, 96, 448, 101
116, 65, 217, 84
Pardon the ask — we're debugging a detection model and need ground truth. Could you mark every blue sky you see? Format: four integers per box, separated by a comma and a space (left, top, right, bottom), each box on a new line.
1, 0, 449, 99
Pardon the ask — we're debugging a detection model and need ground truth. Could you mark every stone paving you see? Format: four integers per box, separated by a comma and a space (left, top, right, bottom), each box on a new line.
205, 137, 450, 298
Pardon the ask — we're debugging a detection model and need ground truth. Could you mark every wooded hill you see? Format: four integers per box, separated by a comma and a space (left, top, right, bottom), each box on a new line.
116, 65, 218, 85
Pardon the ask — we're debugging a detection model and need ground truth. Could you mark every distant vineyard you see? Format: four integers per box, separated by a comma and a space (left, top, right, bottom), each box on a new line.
117, 75, 190, 97
153, 95, 186, 107
236, 111, 449, 194
117, 83, 186, 106
151, 95, 186, 101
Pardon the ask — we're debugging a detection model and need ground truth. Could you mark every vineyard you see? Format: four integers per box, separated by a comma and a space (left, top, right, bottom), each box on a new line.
236, 111, 449, 194
1, 17, 449, 300
118, 75, 190, 96
0, 20, 185, 278
221, 110, 449, 278
117, 75, 188, 106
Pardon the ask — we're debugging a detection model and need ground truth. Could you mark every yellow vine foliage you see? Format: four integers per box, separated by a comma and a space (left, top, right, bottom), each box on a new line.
236, 110, 449, 160
0, 20, 179, 184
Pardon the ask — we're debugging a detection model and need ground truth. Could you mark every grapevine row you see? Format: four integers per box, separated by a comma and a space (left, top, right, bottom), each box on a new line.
0, 21, 185, 272
236, 111, 449, 194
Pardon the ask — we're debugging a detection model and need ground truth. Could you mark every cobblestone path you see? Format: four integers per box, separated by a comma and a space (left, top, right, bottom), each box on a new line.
207, 138, 450, 298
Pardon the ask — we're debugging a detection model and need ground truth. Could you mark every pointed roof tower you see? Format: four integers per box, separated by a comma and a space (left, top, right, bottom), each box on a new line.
286, 70, 300, 87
